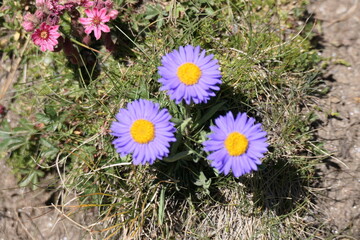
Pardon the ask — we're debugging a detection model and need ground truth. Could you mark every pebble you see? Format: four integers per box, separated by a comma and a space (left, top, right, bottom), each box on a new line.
330, 97, 341, 103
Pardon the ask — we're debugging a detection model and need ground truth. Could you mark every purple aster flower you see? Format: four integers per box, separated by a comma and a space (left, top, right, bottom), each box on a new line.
110, 99, 177, 165
158, 45, 222, 105
203, 112, 268, 177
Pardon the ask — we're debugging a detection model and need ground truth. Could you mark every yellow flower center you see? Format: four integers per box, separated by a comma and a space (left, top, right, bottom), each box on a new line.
224, 132, 249, 156
130, 119, 155, 144
93, 16, 101, 25
177, 63, 202, 85
40, 30, 48, 39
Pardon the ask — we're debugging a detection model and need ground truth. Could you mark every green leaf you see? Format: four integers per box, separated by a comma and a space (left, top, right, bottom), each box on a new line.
163, 151, 190, 163
16, 118, 35, 132
194, 171, 211, 193
19, 171, 37, 187
19, 170, 44, 189
0, 137, 27, 152
158, 186, 165, 226
0, 120, 11, 134
45, 105, 57, 119
40, 138, 59, 159
194, 102, 226, 129
0, 138, 11, 152
171, 118, 183, 125
180, 117, 192, 133
145, 5, 162, 20
36, 113, 51, 124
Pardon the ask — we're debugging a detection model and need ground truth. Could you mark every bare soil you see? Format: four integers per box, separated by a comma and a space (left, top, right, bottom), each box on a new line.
0, 158, 93, 240
1, 0, 360, 239
308, 0, 360, 237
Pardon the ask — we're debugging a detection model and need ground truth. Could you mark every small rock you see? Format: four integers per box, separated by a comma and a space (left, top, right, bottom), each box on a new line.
330, 97, 341, 103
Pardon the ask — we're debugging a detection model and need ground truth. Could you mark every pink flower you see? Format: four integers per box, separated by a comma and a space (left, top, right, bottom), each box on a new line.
35, 0, 46, 7
79, 8, 110, 40
104, 0, 114, 8
79, 0, 94, 8
22, 13, 36, 32
34, 10, 45, 19
31, 22, 61, 51
48, 1, 66, 15
22, 21, 35, 32
48, 13, 60, 25
108, 9, 118, 20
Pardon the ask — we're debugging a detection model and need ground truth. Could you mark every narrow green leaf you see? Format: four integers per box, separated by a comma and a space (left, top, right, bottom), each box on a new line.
158, 186, 165, 226
19, 172, 36, 187
163, 151, 190, 163
180, 117, 192, 133
194, 102, 226, 129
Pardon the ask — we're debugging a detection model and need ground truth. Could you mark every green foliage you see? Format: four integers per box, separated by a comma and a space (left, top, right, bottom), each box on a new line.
0, 119, 46, 189
0, 1, 24, 53
0, 0, 325, 239
0, 119, 35, 153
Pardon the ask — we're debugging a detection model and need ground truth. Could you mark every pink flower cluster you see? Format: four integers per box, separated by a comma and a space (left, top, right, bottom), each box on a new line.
23, 0, 118, 52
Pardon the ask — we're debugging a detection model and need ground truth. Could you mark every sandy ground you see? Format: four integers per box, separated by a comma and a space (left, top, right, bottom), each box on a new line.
308, 0, 360, 237
0, 0, 359, 239
0, 158, 92, 239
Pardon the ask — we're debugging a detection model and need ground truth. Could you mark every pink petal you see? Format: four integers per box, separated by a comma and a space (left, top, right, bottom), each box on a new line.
79, 17, 92, 25
33, 38, 41, 44
99, 24, 110, 33
94, 27, 101, 40
49, 30, 61, 38
40, 44, 47, 51
53, 33, 61, 39
22, 22, 35, 32
102, 15, 110, 23
93, 8, 100, 16
99, 8, 107, 18
83, 1, 94, 8
51, 25, 59, 31
46, 42, 54, 51
84, 26, 94, 35
85, 8, 94, 18
108, 10, 118, 20
48, 38, 58, 45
